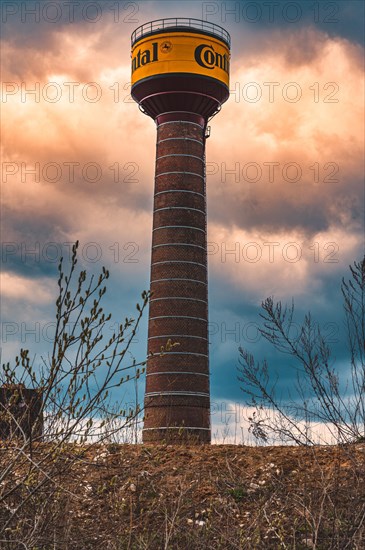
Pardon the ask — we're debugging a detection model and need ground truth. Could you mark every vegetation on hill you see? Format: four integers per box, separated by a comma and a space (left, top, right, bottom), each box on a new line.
0, 442, 364, 549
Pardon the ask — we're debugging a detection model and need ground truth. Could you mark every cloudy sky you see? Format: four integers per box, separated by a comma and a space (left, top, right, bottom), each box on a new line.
1, 0, 364, 441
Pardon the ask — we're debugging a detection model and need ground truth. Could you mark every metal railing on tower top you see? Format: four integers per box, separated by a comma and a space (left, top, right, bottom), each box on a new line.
131, 18, 231, 47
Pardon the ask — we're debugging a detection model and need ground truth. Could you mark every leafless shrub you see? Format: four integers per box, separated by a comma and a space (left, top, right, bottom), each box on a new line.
238, 257, 365, 446
0, 241, 149, 545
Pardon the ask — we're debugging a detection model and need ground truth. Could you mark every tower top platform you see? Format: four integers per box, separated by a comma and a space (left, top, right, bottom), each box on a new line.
131, 18, 231, 48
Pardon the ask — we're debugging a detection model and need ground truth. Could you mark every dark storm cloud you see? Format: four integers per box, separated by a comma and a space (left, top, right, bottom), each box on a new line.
3, 1, 363, 53
204, 0, 364, 47
208, 176, 364, 235
0, 0, 131, 43
1, 0, 136, 80
1, 204, 73, 278
208, 261, 352, 403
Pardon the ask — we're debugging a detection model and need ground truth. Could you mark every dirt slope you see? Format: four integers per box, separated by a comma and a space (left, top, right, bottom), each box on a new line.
1, 443, 364, 549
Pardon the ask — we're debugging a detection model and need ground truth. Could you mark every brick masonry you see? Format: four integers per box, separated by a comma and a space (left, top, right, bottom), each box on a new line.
143, 119, 211, 443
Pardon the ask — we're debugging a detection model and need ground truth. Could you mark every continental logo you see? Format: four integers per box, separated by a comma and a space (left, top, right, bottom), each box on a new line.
194, 44, 229, 73
132, 41, 229, 75
132, 42, 158, 73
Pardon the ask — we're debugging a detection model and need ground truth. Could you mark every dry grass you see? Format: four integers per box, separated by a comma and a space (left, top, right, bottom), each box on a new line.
0, 442, 364, 549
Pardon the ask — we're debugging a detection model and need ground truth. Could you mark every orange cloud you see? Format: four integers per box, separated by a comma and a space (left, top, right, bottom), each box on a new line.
1, 22, 363, 303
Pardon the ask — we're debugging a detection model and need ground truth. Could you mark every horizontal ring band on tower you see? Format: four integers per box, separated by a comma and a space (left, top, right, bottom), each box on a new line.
150, 278, 207, 285
154, 206, 205, 213
154, 351, 208, 357
153, 225, 205, 233
142, 426, 210, 431
157, 118, 205, 128
151, 261, 206, 267
147, 371, 209, 377
154, 190, 204, 198
149, 315, 207, 322
148, 334, 208, 340
152, 243, 205, 250
150, 297, 207, 305
145, 391, 210, 397
155, 171, 204, 179
158, 138, 204, 145
156, 154, 204, 162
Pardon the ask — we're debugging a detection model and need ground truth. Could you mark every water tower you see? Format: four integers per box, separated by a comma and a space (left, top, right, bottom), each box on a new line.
131, 18, 230, 443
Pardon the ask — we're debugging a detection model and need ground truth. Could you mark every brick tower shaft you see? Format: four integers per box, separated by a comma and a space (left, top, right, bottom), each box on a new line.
130, 18, 231, 443
144, 117, 210, 443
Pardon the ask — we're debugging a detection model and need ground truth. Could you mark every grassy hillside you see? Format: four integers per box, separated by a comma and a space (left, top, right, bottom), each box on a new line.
1, 443, 364, 549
